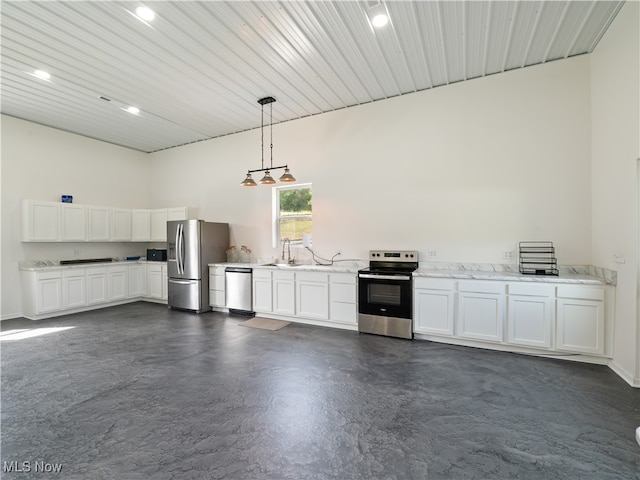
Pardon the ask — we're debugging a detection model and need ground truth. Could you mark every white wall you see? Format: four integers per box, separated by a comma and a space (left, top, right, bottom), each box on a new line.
1, 54, 594, 321
150, 56, 592, 266
590, 1, 640, 385
1, 116, 150, 319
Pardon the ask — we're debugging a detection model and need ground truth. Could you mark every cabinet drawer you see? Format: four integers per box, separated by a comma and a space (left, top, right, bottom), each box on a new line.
36, 270, 62, 280
273, 270, 295, 281
253, 269, 272, 280
508, 283, 554, 297
296, 271, 328, 283
330, 282, 356, 303
329, 273, 356, 285
209, 266, 226, 276
458, 280, 505, 295
209, 274, 225, 291
556, 285, 605, 301
414, 277, 456, 290
63, 268, 86, 278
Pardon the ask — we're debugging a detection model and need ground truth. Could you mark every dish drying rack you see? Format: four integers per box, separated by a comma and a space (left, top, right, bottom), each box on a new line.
519, 241, 558, 276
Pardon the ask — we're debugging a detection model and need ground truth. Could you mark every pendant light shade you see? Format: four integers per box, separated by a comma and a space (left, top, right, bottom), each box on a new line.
279, 167, 296, 182
241, 173, 257, 187
259, 171, 276, 184
240, 96, 296, 187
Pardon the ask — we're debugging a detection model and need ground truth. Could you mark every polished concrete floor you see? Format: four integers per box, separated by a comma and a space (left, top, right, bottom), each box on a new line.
1, 302, 639, 479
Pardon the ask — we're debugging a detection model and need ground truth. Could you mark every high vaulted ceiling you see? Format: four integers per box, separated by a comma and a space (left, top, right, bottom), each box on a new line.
1, 1, 625, 153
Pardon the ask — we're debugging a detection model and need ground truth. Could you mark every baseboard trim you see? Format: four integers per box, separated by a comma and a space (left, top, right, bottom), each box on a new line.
608, 360, 640, 388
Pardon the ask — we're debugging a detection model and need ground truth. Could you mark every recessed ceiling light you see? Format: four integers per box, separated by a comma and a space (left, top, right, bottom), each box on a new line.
371, 13, 389, 28
135, 6, 155, 22
30, 70, 52, 81
125, 106, 140, 115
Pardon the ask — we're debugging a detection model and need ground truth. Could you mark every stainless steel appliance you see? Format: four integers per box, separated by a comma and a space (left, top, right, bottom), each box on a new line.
358, 250, 418, 339
167, 220, 229, 313
225, 266, 254, 315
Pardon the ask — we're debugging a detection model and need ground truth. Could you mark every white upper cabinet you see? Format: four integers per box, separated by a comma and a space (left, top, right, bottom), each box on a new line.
87, 206, 110, 241
59, 204, 86, 241
22, 200, 59, 241
111, 208, 132, 241
150, 209, 168, 242
23, 199, 191, 243
131, 209, 151, 241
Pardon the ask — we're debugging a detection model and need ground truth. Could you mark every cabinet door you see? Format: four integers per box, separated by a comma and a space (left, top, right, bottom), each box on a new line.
167, 207, 188, 221
414, 289, 455, 335
150, 209, 168, 242
458, 292, 504, 342
111, 208, 132, 241
63, 270, 87, 309
556, 298, 605, 355
86, 268, 108, 305
87, 206, 110, 241
273, 271, 296, 316
147, 265, 164, 299
252, 273, 272, 313
162, 265, 168, 300
507, 295, 553, 349
131, 209, 151, 241
329, 281, 357, 325
36, 272, 62, 314
60, 204, 86, 241
108, 267, 128, 301
23, 200, 59, 241
297, 280, 329, 320
128, 265, 148, 297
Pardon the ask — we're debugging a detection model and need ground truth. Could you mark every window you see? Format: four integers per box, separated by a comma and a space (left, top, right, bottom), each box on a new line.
273, 183, 312, 247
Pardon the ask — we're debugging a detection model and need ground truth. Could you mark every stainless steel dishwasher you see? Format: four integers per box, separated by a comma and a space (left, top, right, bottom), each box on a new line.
225, 267, 254, 315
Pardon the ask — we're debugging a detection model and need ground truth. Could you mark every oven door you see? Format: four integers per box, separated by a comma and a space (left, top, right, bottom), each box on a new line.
358, 273, 413, 319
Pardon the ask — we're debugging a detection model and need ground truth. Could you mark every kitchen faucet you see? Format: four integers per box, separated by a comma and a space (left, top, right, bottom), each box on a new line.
282, 238, 294, 264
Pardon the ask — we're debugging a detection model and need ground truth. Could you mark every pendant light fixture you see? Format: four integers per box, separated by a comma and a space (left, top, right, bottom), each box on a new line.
241, 96, 296, 186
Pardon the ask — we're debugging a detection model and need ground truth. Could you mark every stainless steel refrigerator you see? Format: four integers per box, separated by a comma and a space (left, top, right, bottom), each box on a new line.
167, 220, 229, 313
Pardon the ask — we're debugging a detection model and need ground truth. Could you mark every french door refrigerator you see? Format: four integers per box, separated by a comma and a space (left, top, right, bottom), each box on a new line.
167, 220, 229, 313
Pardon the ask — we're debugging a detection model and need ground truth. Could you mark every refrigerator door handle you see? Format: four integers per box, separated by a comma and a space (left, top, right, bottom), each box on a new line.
169, 278, 194, 285
178, 223, 184, 275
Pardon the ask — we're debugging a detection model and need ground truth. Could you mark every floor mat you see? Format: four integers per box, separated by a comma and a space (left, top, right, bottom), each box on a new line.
239, 317, 290, 331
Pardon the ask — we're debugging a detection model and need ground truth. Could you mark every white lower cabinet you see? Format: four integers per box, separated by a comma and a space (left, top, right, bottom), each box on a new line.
414, 278, 456, 335
457, 281, 505, 343
128, 264, 148, 297
296, 272, 329, 320
86, 267, 108, 305
329, 273, 357, 325
35, 271, 63, 315
108, 265, 128, 301
147, 264, 167, 300
252, 269, 273, 313
556, 285, 605, 355
507, 283, 554, 349
209, 266, 226, 308
63, 269, 87, 310
273, 271, 296, 316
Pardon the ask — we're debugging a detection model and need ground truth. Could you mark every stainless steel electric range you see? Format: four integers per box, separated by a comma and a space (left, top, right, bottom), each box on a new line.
357, 250, 418, 340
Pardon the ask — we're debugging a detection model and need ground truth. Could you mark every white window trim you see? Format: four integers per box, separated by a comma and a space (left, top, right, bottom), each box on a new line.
272, 182, 312, 248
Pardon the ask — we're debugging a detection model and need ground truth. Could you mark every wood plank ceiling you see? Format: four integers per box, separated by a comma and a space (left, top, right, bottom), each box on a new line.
1, 1, 625, 153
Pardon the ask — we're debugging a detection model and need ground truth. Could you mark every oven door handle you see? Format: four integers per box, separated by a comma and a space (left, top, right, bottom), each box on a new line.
358, 274, 412, 281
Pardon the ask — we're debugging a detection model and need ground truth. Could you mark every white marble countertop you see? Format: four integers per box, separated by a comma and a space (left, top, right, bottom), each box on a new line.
19, 259, 165, 271
209, 262, 362, 274
413, 268, 612, 285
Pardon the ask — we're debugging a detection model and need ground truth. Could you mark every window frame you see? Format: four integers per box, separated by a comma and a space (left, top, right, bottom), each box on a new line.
272, 182, 312, 248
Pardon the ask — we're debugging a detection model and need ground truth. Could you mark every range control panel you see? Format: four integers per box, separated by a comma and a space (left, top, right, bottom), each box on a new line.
369, 250, 418, 262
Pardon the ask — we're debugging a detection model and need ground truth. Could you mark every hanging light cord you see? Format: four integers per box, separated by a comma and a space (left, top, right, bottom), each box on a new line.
269, 102, 274, 169
260, 102, 265, 170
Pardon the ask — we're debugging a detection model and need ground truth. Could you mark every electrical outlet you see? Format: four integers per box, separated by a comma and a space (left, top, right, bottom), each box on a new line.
503, 251, 514, 260
429, 251, 437, 257
73, 250, 80, 257
614, 252, 626, 264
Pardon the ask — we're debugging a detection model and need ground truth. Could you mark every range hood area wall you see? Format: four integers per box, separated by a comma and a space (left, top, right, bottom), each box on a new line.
149, 55, 592, 266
